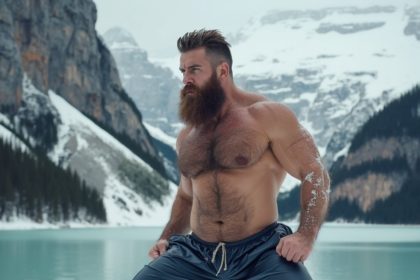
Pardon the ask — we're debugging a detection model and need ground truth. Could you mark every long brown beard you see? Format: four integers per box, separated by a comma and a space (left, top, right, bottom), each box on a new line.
179, 72, 226, 127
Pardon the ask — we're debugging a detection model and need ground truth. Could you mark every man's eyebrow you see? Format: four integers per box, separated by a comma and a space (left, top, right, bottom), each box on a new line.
179, 64, 201, 72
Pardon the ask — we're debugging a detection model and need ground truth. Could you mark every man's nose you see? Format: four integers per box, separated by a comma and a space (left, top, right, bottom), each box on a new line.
182, 74, 193, 85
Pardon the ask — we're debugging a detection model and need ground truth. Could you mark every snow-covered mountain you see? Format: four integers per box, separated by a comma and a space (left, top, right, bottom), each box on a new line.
102, 27, 182, 137
0, 0, 179, 228
102, 27, 181, 183
0, 75, 176, 227
143, 122, 179, 183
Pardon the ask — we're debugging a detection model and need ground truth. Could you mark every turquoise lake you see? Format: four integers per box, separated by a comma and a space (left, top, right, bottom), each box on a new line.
0, 224, 419, 280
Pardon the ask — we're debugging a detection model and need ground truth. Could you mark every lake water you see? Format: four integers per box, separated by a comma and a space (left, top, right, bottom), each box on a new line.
0, 224, 419, 280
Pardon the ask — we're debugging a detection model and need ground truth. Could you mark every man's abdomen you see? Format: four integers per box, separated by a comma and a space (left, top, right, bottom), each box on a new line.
189, 161, 285, 242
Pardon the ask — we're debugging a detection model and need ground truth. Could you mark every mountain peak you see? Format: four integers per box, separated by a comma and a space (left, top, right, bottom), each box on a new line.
102, 26, 140, 50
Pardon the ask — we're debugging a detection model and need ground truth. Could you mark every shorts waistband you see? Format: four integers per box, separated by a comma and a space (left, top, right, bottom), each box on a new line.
190, 222, 280, 248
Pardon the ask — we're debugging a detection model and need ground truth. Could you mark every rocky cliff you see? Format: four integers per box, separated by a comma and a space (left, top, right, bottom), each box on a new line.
102, 27, 181, 136
0, 0, 158, 158
0, 0, 176, 226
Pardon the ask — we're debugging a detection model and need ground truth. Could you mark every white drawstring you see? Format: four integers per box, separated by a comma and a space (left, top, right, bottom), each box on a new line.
211, 242, 227, 276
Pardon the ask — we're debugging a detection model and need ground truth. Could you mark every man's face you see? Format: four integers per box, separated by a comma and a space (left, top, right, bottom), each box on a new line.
179, 48, 225, 126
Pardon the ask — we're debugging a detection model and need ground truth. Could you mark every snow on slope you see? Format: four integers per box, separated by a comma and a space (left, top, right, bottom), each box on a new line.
0, 114, 29, 153
233, 6, 419, 100
144, 122, 177, 149
47, 90, 177, 226
0, 75, 176, 228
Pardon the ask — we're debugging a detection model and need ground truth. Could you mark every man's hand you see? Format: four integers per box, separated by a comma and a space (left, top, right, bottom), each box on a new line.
276, 231, 314, 263
148, 239, 169, 260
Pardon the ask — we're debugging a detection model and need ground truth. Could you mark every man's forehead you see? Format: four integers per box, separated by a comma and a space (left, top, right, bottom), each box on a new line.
179, 48, 209, 68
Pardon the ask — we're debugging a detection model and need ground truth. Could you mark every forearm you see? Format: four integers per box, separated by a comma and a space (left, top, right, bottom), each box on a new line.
297, 167, 330, 240
159, 190, 192, 240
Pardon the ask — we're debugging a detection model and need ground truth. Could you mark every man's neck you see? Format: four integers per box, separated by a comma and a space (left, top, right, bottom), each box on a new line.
218, 84, 240, 118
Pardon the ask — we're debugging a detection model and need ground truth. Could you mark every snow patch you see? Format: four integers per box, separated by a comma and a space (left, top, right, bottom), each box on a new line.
144, 122, 177, 149
48, 90, 154, 172
333, 143, 351, 161
0, 123, 29, 152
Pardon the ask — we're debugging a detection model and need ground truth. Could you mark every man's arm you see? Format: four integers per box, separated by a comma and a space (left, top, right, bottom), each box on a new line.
275, 129, 330, 263
158, 175, 192, 240
149, 128, 193, 259
251, 102, 330, 262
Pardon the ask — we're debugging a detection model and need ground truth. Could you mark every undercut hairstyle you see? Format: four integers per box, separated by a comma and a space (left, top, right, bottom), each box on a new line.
177, 29, 233, 76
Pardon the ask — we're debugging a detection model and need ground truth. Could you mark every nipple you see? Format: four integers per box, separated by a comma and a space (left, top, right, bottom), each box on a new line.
235, 155, 249, 166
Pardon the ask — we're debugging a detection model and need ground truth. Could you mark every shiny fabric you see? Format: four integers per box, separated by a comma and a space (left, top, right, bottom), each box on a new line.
132, 223, 312, 280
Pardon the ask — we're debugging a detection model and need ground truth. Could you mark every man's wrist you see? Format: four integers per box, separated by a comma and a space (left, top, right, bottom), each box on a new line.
296, 226, 318, 242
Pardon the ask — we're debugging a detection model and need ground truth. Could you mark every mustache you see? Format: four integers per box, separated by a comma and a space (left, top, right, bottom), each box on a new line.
181, 83, 199, 96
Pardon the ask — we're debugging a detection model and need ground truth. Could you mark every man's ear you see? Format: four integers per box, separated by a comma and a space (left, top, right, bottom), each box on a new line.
217, 62, 230, 80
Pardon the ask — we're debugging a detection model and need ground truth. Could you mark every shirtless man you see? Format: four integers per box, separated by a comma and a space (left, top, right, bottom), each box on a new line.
132, 29, 330, 280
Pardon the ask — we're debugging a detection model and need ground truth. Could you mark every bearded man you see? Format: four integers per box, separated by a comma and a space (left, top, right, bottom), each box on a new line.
132, 29, 330, 280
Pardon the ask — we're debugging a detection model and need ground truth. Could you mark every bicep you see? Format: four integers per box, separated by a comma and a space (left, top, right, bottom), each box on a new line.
271, 125, 322, 180
256, 102, 322, 179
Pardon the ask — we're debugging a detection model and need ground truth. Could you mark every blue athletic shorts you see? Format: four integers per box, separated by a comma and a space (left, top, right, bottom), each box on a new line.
132, 222, 312, 279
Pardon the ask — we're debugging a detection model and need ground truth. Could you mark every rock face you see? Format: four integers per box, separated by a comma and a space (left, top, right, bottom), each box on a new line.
0, 0, 158, 158
0, 0, 177, 226
102, 27, 181, 136
101, 27, 180, 182
404, 6, 420, 41
328, 136, 418, 215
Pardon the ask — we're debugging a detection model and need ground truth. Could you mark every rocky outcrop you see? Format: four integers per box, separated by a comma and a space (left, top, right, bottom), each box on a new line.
316, 22, 385, 34
331, 162, 408, 213
260, 6, 396, 25
343, 137, 420, 170
404, 6, 420, 41
330, 136, 420, 213
0, 1, 22, 114
102, 27, 181, 136
0, 0, 158, 158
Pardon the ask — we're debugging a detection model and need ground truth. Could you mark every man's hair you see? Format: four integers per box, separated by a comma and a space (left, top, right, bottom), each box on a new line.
177, 29, 233, 76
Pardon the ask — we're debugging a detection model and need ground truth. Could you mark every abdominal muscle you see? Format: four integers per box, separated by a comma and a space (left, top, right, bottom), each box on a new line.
189, 151, 286, 242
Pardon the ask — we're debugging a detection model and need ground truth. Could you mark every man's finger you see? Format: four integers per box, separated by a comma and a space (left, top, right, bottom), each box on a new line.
157, 244, 166, 253
148, 249, 159, 259
286, 248, 295, 262
157, 240, 169, 254
281, 244, 291, 260
292, 252, 302, 263
276, 238, 284, 255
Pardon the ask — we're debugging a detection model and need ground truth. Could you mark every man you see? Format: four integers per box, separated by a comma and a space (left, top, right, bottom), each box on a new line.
133, 29, 330, 280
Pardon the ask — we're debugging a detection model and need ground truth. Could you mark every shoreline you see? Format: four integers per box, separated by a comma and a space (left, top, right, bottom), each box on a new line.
1, 220, 420, 231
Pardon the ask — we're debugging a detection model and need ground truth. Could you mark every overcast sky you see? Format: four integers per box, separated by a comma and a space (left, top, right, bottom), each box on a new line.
94, 0, 419, 59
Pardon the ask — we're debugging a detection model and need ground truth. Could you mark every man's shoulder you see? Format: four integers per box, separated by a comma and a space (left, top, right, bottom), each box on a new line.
247, 100, 301, 141
248, 100, 296, 121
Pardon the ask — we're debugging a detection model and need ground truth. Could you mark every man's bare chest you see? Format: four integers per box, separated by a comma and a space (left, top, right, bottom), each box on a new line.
178, 111, 270, 178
